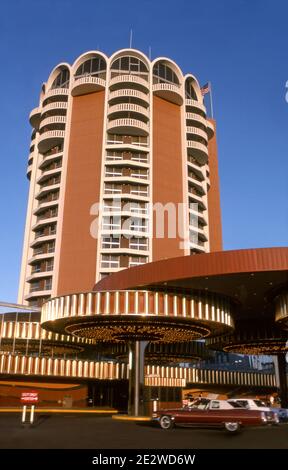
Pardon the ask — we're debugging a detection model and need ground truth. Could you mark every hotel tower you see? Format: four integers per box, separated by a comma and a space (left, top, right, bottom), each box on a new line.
18, 48, 222, 307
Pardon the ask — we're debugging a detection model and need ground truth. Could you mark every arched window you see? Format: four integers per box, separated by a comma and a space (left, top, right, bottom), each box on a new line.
111, 56, 148, 78
51, 69, 70, 89
153, 62, 179, 86
75, 58, 106, 78
185, 80, 198, 100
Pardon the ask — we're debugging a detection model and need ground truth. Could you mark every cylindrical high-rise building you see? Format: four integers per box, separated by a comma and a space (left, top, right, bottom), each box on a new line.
18, 48, 222, 307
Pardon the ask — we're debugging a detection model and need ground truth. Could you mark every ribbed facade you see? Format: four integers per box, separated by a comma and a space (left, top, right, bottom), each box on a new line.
18, 48, 221, 307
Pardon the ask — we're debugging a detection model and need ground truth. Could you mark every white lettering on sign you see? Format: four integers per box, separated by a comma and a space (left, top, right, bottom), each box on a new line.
21, 392, 39, 403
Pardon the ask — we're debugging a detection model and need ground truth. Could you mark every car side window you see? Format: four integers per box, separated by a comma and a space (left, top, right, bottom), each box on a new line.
210, 401, 220, 409
237, 400, 248, 408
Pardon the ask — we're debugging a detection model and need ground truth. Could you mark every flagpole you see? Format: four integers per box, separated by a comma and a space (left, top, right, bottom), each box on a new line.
129, 29, 133, 48
209, 81, 214, 119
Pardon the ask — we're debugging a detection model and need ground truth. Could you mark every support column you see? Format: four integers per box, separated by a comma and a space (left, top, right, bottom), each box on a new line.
128, 341, 148, 416
275, 353, 288, 408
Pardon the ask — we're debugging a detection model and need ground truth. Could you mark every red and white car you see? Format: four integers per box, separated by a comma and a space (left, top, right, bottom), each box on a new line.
152, 398, 276, 433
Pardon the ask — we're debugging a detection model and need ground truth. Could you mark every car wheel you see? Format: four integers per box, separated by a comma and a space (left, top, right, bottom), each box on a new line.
160, 415, 174, 430
224, 422, 240, 433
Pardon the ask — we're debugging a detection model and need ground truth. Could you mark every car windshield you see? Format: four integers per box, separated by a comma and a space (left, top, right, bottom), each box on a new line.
188, 399, 210, 410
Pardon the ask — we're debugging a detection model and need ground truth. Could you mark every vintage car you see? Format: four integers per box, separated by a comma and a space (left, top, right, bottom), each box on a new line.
152, 398, 273, 433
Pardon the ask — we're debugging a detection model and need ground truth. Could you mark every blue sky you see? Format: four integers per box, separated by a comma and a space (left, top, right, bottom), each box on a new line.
0, 0, 287, 301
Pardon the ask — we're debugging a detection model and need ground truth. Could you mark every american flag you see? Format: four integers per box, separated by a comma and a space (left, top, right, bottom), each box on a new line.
201, 82, 210, 96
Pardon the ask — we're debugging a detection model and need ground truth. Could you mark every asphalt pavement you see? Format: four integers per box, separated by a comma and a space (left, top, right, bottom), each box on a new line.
0, 414, 287, 449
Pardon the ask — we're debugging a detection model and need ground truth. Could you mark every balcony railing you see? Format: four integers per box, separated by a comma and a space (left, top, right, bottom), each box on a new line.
185, 99, 206, 114
186, 126, 208, 143
107, 118, 149, 136
186, 112, 207, 127
41, 101, 68, 115
29, 107, 41, 129
108, 102, 149, 119
153, 83, 183, 105
38, 130, 65, 154
39, 115, 66, 130
187, 141, 208, 165
71, 76, 106, 96
206, 120, 215, 139
110, 74, 149, 91
109, 88, 149, 105
44, 88, 69, 101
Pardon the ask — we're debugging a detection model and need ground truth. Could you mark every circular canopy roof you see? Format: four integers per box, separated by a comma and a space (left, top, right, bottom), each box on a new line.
206, 318, 288, 355
94, 248, 288, 323
41, 290, 233, 342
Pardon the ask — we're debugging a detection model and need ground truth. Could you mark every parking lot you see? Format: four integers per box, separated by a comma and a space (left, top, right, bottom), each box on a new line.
0, 414, 287, 449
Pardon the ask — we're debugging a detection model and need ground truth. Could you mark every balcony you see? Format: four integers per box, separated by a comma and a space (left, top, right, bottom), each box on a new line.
35, 183, 61, 200
105, 158, 149, 169
103, 192, 149, 203
39, 115, 66, 131
24, 290, 52, 300
187, 141, 208, 165
28, 252, 54, 264
186, 112, 207, 127
26, 163, 33, 180
39, 151, 63, 169
104, 173, 149, 185
189, 225, 208, 241
206, 120, 215, 139
185, 99, 206, 115
153, 83, 183, 105
188, 193, 206, 212
27, 269, 54, 282
42, 101, 68, 115
30, 133, 36, 148
108, 103, 149, 120
30, 234, 57, 248
71, 76, 106, 96
107, 118, 149, 136
189, 241, 206, 253
110, 74, 149, 92
28, 148, 34, 163
186, 126, 208, 144
44, 88, 69, 102
187, 158, 205, 179
37, 167, 61, 185
129, 260, 146, 267
101, 247, 148, 256
38, 130, 65, 153
101, 227, 149, 238
189, 207, 207, 226
29, 107, 41, 129
106, 143, 149, 154
34, 199, 58, 215
32, 216, 58, 231
187, 175, 205, 194
109, 89, 149, 106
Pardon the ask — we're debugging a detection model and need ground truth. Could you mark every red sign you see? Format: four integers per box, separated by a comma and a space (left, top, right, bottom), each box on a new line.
21, 391, 38, 404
